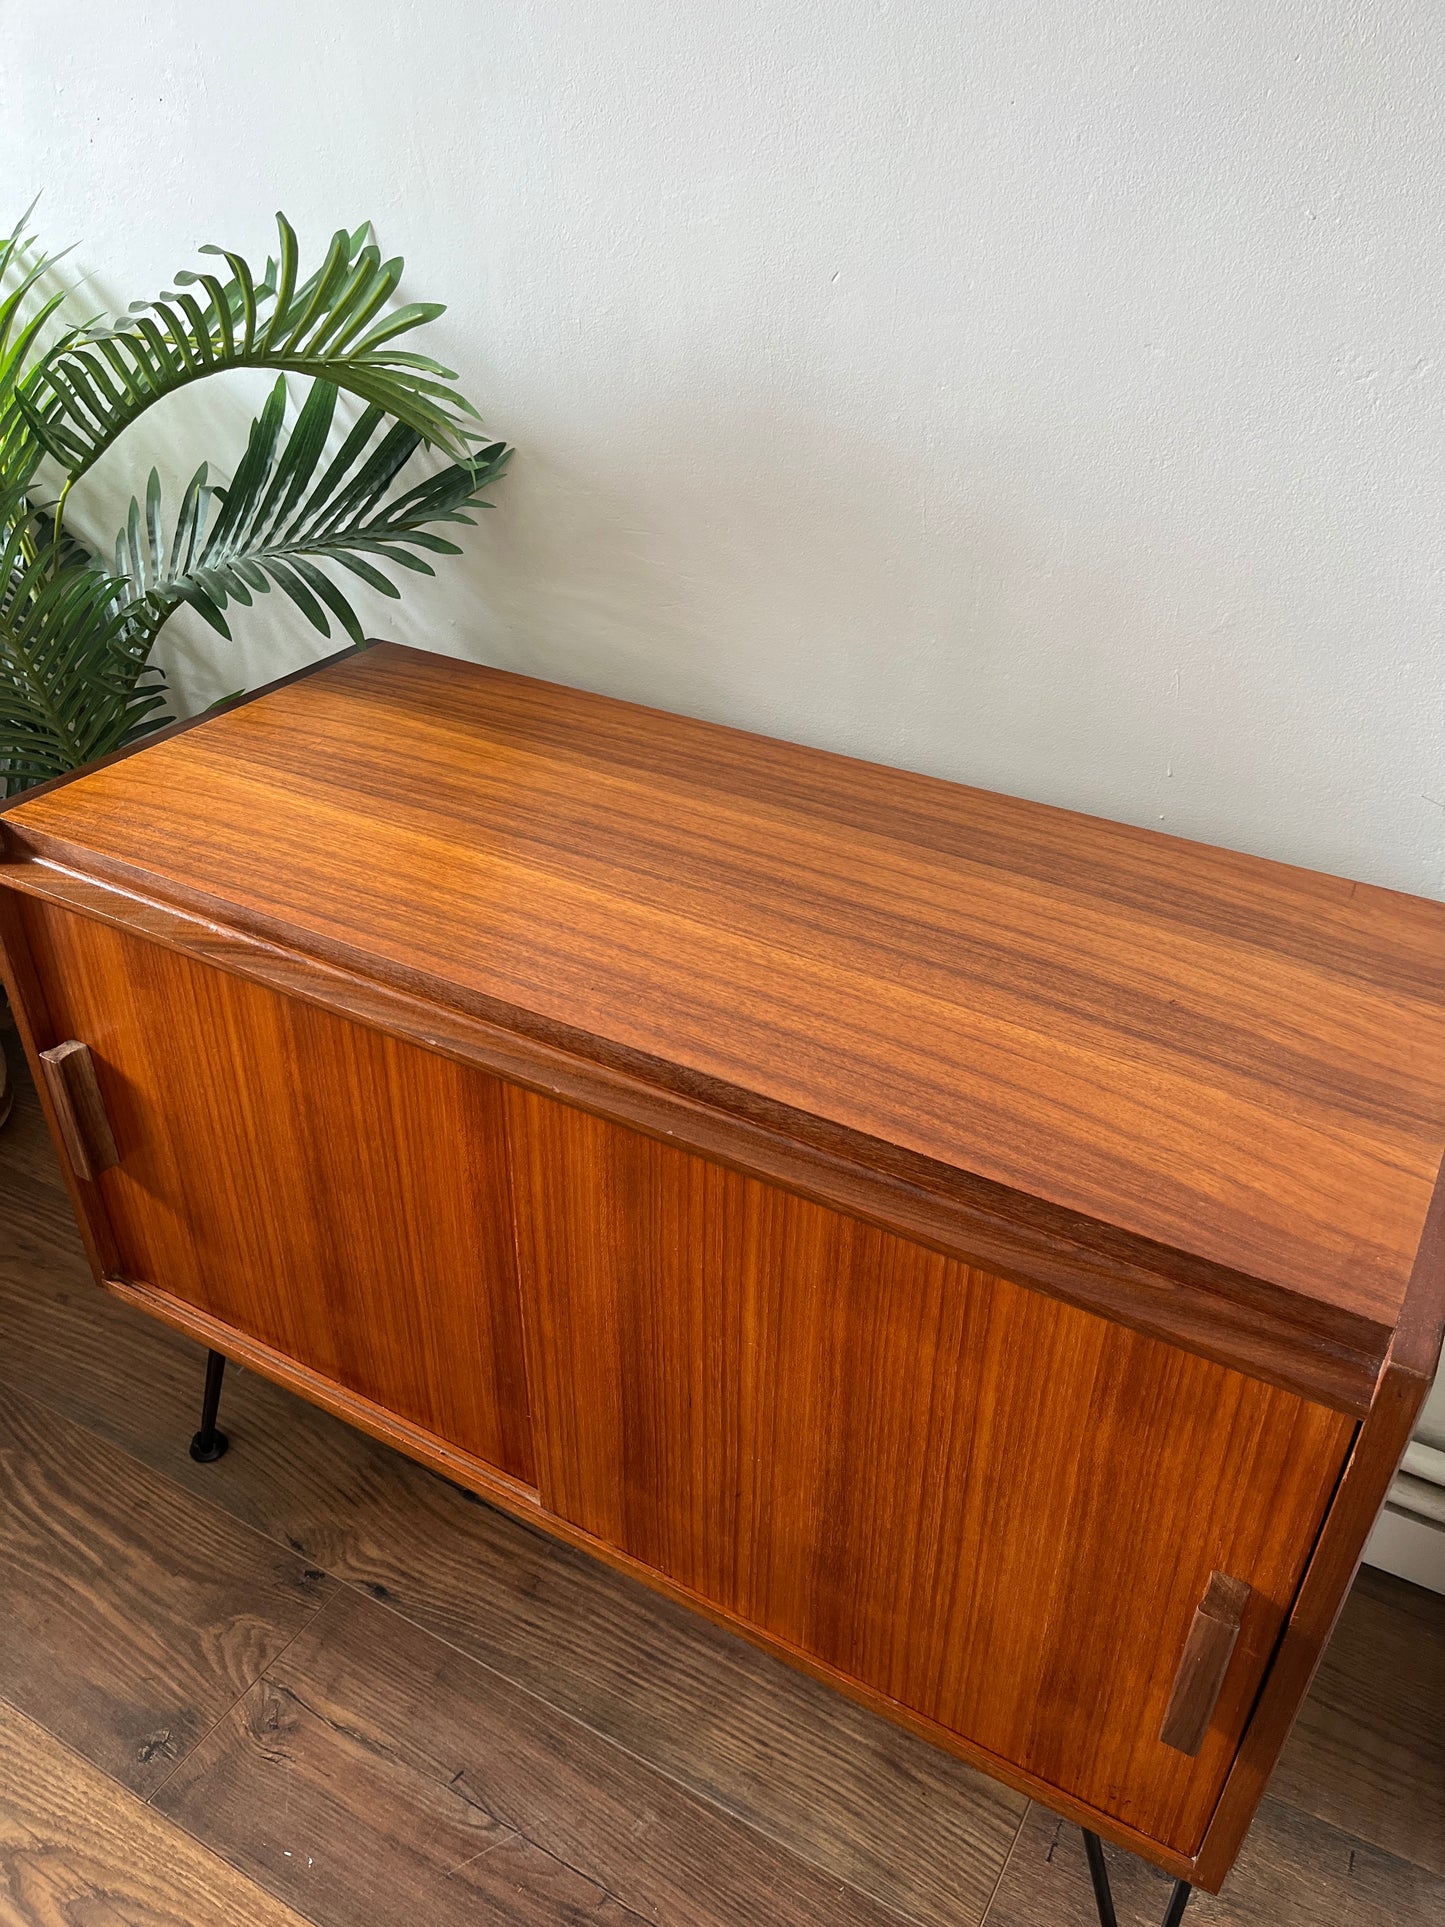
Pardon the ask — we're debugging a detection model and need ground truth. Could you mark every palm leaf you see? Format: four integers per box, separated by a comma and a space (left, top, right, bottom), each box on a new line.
17, 213, 484, 479
111, 376, 510, 645
0, 201, 80, 493
0, 479, 169, 795
0, 205, 166, 793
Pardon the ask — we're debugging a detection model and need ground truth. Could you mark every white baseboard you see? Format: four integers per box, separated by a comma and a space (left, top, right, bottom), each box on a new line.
1364, 1504, 1445, 1594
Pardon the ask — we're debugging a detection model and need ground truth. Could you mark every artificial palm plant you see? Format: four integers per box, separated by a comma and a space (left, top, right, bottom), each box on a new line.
0, 203, 509, 796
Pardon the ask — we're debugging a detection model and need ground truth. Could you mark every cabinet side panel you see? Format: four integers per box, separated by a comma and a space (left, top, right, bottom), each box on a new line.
22, 897, 536, 1486
512, 1088, 1352, 1857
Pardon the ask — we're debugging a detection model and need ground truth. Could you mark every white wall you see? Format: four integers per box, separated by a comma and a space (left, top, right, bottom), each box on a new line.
4, 1, 1443, 897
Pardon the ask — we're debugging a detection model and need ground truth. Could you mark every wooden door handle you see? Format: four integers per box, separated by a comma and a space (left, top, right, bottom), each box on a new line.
39, 1040, 120, 1182
1159, 1571, 1251, 1756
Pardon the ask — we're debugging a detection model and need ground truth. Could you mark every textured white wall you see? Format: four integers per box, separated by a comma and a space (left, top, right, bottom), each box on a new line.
3, 0, 1443, 900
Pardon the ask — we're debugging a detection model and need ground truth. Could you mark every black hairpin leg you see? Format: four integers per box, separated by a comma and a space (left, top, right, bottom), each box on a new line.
189, 1349, 230, 1462
1083, 1831, 1192, 1927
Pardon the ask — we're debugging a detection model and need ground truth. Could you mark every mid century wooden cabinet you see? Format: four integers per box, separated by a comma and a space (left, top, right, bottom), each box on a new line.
2, 642, 1442, 1904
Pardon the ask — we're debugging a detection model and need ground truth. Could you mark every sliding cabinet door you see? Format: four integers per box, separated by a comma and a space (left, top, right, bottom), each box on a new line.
510, 1089, 1352, 1855
20, 897, 535, 1486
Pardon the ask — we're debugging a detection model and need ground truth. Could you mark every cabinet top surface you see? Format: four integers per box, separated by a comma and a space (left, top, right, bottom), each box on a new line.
8, 642, 1445, 1344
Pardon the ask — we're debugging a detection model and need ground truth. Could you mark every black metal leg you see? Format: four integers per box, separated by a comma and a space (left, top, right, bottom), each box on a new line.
189, 1349, 230, 1462
1082, 1830, 1192, 1927
1083, 1830, 1120, 1927
1161, 1878, 1194, 1927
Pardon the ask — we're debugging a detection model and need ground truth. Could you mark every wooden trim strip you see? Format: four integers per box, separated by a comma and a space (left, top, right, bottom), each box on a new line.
0, 852, 1386, 1415
101, 1272, 542, 1516
1392, 1149, 1445, 1380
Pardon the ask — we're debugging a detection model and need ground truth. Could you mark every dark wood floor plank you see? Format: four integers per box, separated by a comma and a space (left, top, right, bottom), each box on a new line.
153, 1671, 636, 1927
156, 1585, 918, 1927
0, 1379, 333, 1796
0, 1060, 1025, 1927
0, 1038, 63, 1192
0, 1698, 316, 1927
1273, 1564, 1445, 1874
984, 1799, 1445, 1927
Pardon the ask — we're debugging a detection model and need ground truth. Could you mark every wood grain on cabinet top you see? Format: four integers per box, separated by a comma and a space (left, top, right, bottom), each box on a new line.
5, 641, 1445, 1406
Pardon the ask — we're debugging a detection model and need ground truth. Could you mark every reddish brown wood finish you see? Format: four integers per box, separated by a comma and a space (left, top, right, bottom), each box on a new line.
3, 643, 1444, 1414
18, 897, 536, 1488
2, 642, 1443, 1893
509, 1089, 1350, 1856
89, 1252, 1212, 1885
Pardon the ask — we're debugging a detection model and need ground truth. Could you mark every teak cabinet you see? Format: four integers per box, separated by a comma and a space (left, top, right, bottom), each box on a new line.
3, 642, 1443, 1896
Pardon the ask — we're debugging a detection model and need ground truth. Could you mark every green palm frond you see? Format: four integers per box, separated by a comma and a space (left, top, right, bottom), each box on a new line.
18, 213, 484, 478
1, 205, 509, 798
113, 375, 510, 645
0, 200, 77, 490
0, 480, 169, 795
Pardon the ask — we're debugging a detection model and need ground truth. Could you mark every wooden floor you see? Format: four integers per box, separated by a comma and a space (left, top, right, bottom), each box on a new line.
1, 1044, 1442, 1927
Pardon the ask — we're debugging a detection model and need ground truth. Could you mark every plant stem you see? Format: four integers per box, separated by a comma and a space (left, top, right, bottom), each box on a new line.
50, 476, 72, 563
